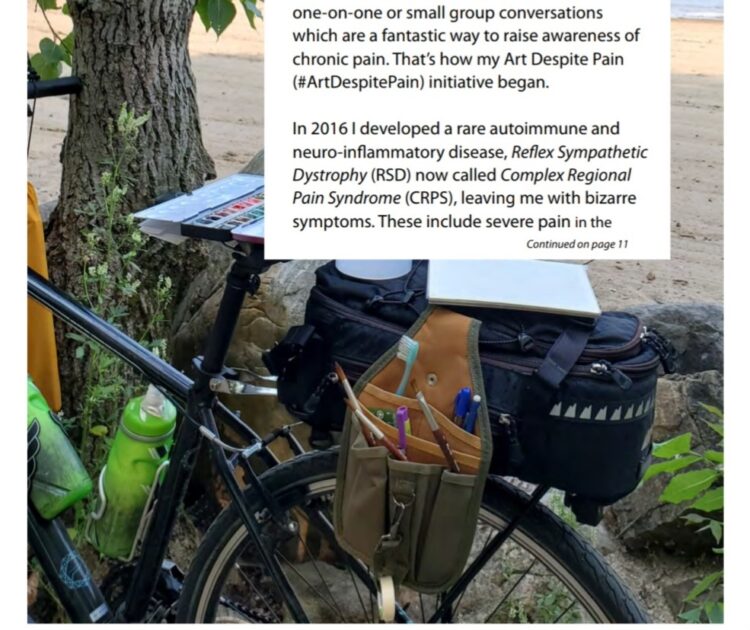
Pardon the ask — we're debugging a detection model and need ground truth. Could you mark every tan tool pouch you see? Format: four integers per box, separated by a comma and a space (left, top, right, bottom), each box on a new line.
334, 307, 492, 593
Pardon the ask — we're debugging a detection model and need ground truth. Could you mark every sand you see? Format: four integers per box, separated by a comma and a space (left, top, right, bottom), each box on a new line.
27, 7, 723, 309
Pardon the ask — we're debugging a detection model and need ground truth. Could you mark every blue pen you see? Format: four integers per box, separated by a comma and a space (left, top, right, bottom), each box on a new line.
463, 395, 482, 434
453, 387, 472, 426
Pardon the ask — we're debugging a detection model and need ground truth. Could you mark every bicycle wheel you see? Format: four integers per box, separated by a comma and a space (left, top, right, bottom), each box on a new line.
177, 449, 648, 623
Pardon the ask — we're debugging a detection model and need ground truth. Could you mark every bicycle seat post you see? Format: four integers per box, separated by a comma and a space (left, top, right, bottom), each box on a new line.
194, 243, 265, 394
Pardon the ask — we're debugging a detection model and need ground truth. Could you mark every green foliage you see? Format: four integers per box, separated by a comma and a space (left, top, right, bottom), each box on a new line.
67, 105, 173, 522
660, 469, 718, 504
197, 0, 263, 35
31, 0, 262, 78
645, 405, 724, 623
652, 432, 692, 458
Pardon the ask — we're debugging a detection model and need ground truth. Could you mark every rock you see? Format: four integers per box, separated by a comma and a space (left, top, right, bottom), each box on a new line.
168, 150, 328, 457
170, 257, 326, 458
652, 371, 724, 445
627, 303, 723, 374
603, 371, 723, 552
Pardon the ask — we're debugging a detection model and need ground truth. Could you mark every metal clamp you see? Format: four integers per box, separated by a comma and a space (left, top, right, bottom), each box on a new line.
209, 378, 277, 397
209, 366, 278, 396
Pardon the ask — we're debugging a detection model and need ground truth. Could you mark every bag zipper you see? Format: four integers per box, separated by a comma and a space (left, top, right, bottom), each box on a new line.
313, 289, 658, 385
313, 288, 645, 359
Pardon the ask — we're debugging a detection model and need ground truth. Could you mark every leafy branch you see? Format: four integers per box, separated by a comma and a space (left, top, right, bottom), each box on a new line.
30, 0, 262, 79
645, 404, 724, 623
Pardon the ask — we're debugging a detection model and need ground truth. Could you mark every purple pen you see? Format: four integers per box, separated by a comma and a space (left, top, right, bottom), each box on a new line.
396, 406, 409, 454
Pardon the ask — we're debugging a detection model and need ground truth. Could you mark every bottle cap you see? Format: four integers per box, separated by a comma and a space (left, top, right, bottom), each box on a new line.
121, 385, 176, 437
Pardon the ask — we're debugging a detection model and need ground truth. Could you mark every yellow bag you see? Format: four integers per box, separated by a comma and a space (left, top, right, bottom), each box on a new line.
28, 183, 61, 411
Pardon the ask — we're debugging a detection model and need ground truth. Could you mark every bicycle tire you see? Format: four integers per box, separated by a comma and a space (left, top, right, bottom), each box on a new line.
176, 449, 649, 623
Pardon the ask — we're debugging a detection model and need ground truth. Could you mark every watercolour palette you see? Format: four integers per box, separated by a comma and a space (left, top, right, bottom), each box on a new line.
133, 174, 265, 244
181, 190, 264, 241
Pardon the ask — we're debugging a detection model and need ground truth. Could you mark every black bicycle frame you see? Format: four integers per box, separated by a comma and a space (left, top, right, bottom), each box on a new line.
27, 246, 309, 623
29, 253, 547, 624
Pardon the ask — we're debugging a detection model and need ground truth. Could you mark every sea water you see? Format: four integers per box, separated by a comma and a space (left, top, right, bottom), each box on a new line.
672, 0, 723, 20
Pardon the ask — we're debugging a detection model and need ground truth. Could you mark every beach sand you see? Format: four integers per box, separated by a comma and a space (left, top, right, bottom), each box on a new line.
27, 8, 723, 309
585, 19, 723, 309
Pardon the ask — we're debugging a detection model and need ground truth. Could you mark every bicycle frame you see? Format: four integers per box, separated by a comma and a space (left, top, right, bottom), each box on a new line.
27, 245, 309, 623
29, 251, 550, 624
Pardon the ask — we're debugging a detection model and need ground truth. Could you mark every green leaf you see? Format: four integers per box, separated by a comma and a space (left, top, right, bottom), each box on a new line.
38, 0, 59, 9
684, 570, 722, 602
60, 31, 75, 64
704, 601, 723, 624
240, 0, 263, 28
652, 433, 692, 459
682, 513, 710, 525
195, 0, 211, 31
703, 449, 724, 464
207, 0, 237, 36
708, 520, 722, 545
660, 469, 719, 504
643, 454, 700, 482
62, 2, 70, 16
678, 607, 703, 623
690, 486, 724, 513
39, 37, 66, 63
706, 421, 724, 438
74, 345, 85, 360
89, 425, 109, 437
30, 49, 61, 80
699, 403, 723, 420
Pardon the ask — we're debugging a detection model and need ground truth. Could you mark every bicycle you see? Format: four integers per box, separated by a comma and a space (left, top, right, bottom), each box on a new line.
27, 77, 650, 624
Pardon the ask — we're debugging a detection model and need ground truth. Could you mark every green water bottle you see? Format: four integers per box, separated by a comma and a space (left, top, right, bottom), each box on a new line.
88, 385, 176, 559
27, 377, 93, 519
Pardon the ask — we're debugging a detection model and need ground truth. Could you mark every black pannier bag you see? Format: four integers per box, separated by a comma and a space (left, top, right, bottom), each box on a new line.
263, 261, 676, 524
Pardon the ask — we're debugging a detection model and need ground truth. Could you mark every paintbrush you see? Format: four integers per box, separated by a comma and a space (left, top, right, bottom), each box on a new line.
413, 383, 461, 473
342, 399, 408, 461
335, 363, 407, 460
333, 363, 375, 446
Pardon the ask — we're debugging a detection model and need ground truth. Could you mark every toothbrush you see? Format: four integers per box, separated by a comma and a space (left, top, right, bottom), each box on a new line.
395, 336, 419, 396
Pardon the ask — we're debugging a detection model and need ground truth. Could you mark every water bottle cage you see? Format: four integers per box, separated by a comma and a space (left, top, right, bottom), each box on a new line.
85, 460, 170, 563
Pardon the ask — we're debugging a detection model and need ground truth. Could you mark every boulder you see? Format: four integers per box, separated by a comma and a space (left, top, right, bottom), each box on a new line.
604, 370, 723, 552
170, 257, 326, 457
628, 303, 723, 374
168, 149, 328, 456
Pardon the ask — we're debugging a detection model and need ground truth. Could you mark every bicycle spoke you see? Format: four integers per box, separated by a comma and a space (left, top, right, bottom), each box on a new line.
482, 559, 538, 623
274, 550, 344, 622
553, 600, 576, 624
419, 592, 426, 623
303, 499, 379, 623
289, 521, 349, 623
344, 556, 372, 623
234, 563, 282, 623
452, 527, 494, 619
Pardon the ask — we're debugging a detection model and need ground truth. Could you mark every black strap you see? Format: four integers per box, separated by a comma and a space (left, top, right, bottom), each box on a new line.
536, 326, 592, 389
262, 325, 317, 375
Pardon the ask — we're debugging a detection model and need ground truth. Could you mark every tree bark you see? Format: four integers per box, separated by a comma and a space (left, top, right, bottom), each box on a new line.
46, 0, 216, 411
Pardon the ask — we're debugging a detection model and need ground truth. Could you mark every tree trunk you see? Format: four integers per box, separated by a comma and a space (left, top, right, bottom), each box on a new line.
46, 0, 215, 412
